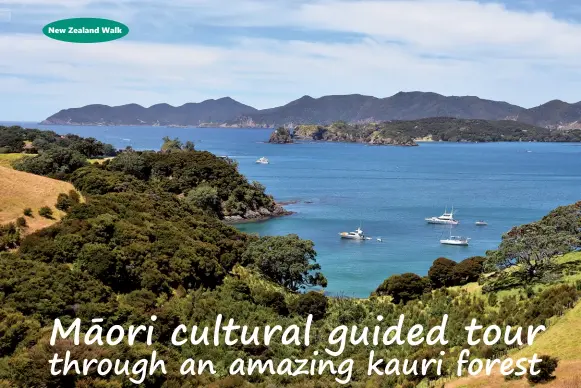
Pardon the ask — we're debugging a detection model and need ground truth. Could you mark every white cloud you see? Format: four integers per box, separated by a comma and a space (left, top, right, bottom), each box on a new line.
1, 0, 581, 120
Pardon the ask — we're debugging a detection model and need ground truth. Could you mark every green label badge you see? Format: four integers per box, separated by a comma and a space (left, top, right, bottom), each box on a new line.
42, 18, 128, 43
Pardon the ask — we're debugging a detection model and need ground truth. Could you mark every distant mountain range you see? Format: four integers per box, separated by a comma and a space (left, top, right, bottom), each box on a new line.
41, 92, 581, 129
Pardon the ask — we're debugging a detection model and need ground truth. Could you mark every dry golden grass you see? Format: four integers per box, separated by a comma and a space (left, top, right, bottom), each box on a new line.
0, 166, 79, 233
445, 301, 581, 388
446, 360, 581, 388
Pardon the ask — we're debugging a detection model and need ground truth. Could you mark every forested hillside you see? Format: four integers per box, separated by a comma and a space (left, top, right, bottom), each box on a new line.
0, 126, 580, 387
272, 118, 581, 146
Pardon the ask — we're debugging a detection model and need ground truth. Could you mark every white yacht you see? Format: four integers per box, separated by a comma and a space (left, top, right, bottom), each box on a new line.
339, 227, 366, 240
256, 157, 269, 164
440, 235, 471, 246
475, 220, 488, 226
426, 207, 459, 225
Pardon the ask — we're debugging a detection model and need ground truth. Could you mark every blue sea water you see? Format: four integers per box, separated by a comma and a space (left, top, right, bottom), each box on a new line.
7, 123, 581, 297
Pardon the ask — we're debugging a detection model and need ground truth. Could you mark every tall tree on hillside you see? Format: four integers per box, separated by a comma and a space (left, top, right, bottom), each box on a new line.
243, 234, 327, 291
486, 223, 576, 283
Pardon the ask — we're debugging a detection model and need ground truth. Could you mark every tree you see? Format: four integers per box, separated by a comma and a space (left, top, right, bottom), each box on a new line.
55, 193, 72, 211
527, 355, 558, 384
428, 257, 457, 288
160, 136, 183, 153
242, 234, 327, 291
291, 291, 328, 321
453, 256, 485, 285
184, 141, 195, 151
13, 146, 87, 177
186, 184, 221, 216
38, 207, 53, 219
107, 151, 150, 180
486, 223, 576, 283
375, 273, 430, 304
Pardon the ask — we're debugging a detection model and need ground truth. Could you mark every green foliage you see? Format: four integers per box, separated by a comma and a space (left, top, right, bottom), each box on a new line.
527, 355, 558, 384
68, 189, 81, 204
71, 166, 147, 195
0, 224, 20, 251
290, 291, 328, 321
427, 256, 486, 289
486, 222, 578, 284
19, 192, 251, 295
428, 257, 457, 288
38, 206, 53, 219
0, 308, 40, 357
253, 289, 289, 316
55, 193, 73, 211
375, 273, 431, 304
160, 136, 183, 152
184, 140, 195, 151
15, 217, 26, 228
107, 151, 150, 180
13, 147, 88, 179
294, 118, 581, 146
1, 129, 580, 387
0, 126, 115, 157
78, 148, 277, 219
23, 208, 32, 217
243, 234, 327, 291
186, 183, 221, 216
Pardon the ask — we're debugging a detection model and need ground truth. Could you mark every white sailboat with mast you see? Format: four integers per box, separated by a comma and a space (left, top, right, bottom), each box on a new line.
440, 225, 470, 246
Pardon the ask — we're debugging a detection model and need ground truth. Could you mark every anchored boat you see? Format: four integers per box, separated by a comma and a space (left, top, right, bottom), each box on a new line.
256, 157, 269, 164
339, 226, 366, 240
426, 207, 459, 225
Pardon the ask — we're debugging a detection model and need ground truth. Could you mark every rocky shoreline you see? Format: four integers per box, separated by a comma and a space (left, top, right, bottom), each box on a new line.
223, 203, 294, 223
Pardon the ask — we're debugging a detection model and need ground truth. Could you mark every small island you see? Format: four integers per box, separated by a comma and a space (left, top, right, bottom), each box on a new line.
268, 127, 294, 144
268, 117, 581, 146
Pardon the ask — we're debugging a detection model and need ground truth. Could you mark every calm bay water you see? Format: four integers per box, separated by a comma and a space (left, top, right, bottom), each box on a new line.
10, 123, 581, 297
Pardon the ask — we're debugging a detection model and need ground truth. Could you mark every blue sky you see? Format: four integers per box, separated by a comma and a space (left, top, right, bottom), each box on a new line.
0, 0, 580, 120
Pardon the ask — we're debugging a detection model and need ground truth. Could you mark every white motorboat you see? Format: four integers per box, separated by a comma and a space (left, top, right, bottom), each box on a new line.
475, 220, 488, 226
256, 157, 269, 164
339, 227, 366, 240
426, 207, 459, 225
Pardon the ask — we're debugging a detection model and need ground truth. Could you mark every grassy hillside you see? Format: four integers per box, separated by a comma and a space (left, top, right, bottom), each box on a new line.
0, 153, 32, 168
0, 166, 79, 232
447, 300, 581, 387
446, 251, 581, 388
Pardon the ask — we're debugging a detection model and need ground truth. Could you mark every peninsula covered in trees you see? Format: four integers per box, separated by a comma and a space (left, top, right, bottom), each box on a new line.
269, 118, 581, 146
1, 125, 581, 386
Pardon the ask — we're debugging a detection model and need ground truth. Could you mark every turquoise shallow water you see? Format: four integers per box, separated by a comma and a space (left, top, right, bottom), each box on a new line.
10, 123, 581, 297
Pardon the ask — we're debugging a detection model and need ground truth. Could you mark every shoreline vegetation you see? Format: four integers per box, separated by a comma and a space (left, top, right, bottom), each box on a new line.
268, 118, 581, 146
1, 124, 581, 387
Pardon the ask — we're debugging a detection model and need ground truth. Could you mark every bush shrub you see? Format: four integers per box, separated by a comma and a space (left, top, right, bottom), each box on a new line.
291, 291, 327, 321
68, 190, 81, 204
38, 206, 53, 219
23, 208, 32, 217
527, 355, 558, 384
15, 217, 27, 228
375, 273, 431, 304
55, 193, 73, 211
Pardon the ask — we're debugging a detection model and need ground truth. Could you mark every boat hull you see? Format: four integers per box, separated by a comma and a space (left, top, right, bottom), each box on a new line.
426, 218, 459, 225
339, 233, 365, 240
440, 239, 469, 246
